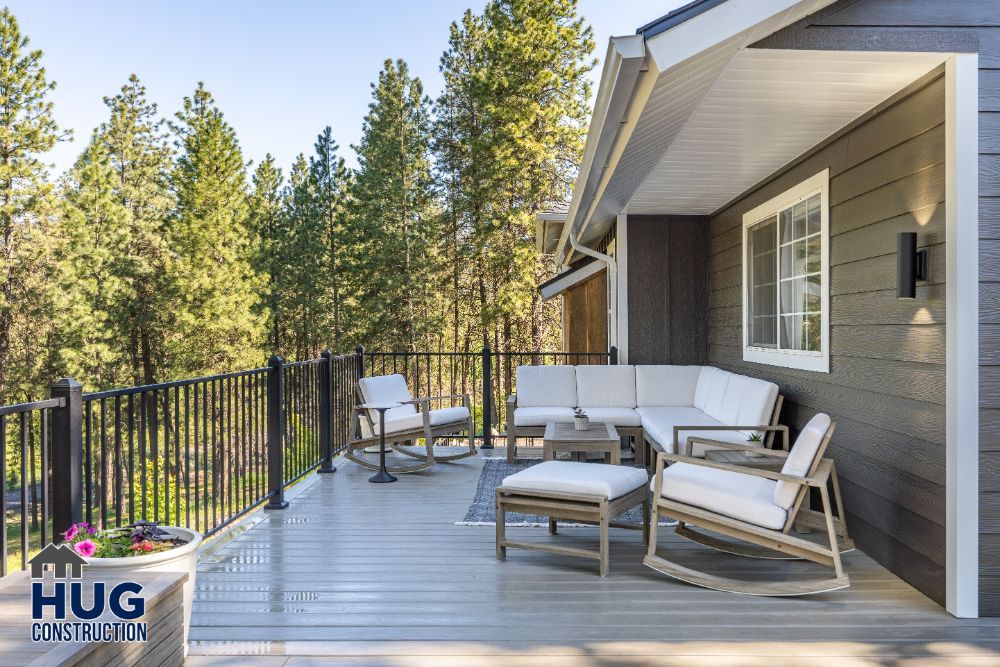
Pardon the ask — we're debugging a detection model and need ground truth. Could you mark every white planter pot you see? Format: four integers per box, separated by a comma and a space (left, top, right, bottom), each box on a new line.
83, 526, 201, 653
574, 417, 590, 431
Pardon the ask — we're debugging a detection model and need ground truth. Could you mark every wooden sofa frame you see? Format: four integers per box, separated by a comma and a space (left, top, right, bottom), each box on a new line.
346, 387, 476, 473
644, 422, 855, 596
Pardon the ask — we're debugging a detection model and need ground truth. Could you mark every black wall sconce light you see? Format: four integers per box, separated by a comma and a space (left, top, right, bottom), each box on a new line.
897, 232, 928, 299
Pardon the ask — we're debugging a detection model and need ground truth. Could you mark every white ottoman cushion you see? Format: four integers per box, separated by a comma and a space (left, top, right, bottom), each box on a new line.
502, 461, 648, 500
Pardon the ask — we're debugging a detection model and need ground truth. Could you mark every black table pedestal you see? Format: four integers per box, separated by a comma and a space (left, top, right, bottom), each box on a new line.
369, 406, 397, 483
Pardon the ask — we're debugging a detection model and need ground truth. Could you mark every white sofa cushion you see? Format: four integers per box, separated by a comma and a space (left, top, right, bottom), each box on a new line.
774, 413, 832, 508
516, 365, 577, 408
658, 462, 787, 530
514, 406, 576, 427
694, 367, 731, 417
737, 377, 780, 428
502, 460, 648, 500
576, 407, 641, 427
635, 365, 702, 407
376, 405, 470, 435
359, 374, 417, 425
575, 365, 637, 407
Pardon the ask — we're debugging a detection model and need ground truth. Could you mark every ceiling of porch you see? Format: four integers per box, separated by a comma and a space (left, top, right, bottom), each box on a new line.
624, 48, 947, 217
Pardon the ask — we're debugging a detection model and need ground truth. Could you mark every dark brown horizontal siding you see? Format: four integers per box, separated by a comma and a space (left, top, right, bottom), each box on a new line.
706, 74, 947, 604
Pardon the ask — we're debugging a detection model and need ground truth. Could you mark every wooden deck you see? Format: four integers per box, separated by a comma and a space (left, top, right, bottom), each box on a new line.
188, 449, 1000, 666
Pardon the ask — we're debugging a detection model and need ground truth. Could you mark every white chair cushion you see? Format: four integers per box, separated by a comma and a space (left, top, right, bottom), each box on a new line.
359, 374, 416, 424
736, 376, 779, 428
502, 460, 648, 500
637, 406, 723, 455
774, 413, 832, 508
658, 462, 787, 530
575, 365, 637, 408
515, 365, 577, 408
694, 367, 730, 417
635, 365, 702, 407
514, 406, 576, 427
377, 406, 470, 435
576, 407, 641, 427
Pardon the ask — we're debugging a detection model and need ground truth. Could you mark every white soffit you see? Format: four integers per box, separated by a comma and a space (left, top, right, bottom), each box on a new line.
626, 48, 948, 215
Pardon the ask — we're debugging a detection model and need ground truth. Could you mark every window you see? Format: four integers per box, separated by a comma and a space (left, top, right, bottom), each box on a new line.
742, 170, 829, 372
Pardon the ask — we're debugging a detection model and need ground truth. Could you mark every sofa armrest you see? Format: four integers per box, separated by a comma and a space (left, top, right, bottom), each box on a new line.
686, 437, 791, 458
654, 451, 824, 487
673, 424, 789, 455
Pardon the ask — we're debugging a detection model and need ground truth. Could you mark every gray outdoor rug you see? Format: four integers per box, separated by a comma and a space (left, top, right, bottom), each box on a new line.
458, 457, 671, 527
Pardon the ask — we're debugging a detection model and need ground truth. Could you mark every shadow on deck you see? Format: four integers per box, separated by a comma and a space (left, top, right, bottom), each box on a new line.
187, 449, 1000, 666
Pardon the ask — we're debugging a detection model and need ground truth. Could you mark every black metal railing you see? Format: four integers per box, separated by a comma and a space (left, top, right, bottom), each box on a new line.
1, 345, 611, 571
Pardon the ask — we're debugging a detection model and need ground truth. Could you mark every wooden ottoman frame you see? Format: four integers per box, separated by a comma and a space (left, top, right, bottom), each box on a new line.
495, 485, 649, 577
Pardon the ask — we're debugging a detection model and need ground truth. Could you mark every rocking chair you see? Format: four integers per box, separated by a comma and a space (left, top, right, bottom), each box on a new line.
644, 413, 854, 596
345, 374, 477, 473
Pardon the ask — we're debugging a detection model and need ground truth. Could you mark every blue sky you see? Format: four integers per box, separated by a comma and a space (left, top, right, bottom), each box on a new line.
8, 1, 683, 177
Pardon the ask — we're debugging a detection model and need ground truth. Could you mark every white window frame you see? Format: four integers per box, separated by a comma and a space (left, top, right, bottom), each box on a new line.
741, 169, 830, 373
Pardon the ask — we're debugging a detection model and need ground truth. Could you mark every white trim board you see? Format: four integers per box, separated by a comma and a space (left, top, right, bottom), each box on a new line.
945, 53, 979, 619
539, 260, 605, 302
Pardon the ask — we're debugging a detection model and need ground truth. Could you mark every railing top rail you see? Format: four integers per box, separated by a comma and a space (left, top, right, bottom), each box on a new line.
0, 397, 64, 416
285, 358, 325, 368
363, 350, 610, 357
83, 366, 271, 400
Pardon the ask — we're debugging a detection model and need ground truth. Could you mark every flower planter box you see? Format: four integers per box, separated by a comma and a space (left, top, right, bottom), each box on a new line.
83, 526, 201, 652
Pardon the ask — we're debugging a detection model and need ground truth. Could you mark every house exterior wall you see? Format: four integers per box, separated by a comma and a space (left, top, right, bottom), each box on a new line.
625, 215, 708, 365
562, 269, 607, 355
752, 0, 998, 619
707, 74, 948, 603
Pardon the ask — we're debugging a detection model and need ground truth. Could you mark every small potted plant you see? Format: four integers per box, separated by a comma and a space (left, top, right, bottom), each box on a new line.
574, 408, 590, 431
63, 521, 201, 652
745, 431, 764, 457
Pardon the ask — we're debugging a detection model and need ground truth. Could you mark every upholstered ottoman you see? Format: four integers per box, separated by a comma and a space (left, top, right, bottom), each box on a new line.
495, 461, 650, 576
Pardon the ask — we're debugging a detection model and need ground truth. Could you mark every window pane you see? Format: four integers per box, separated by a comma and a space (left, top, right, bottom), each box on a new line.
748, 216, 777, 348
780, 314, 803, 350
793, 200, 808, 239
805, 235, 821, 274
805, 274, 821, 312
804, 314, 821, 352
780, 209, 794, 244
807, 194, 821, 235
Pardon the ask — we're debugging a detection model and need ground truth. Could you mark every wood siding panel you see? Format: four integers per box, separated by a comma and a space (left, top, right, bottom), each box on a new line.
626, 215, 708, 364
563, 270, 607, 355
707, 76, 948, 605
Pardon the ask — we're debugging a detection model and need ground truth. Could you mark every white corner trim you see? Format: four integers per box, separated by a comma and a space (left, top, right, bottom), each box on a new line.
945, 53, 979, 619
539, 259, 605, 302
741, 169, 830, 374
616, 213, 629, 363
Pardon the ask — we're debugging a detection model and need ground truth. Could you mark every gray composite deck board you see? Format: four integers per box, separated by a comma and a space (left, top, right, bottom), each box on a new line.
188, 451, 1000, 663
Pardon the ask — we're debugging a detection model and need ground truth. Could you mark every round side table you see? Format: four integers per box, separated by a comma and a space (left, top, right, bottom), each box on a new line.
359, 403, 402, 483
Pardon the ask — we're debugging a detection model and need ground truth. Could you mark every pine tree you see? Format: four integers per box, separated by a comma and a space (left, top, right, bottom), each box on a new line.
247, 155, 284, 351
0, 8, 62, 399
94, 74, 174, 386
169, 83, 263, 373
350, 59, 442, 352
309, 128, 351, 350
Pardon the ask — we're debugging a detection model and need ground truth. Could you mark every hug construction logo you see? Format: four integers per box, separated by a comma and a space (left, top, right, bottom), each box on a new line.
26, 544, 148, 643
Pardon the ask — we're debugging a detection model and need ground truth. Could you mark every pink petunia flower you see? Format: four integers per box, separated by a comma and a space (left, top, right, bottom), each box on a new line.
64, 525, 78, 541
73, 539, 97, 558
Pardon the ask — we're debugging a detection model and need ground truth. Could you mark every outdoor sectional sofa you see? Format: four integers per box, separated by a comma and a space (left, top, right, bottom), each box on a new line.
506, 365, 784, 465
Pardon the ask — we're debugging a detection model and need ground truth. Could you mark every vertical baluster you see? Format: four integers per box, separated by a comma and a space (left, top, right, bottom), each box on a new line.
139, 391, 148, 520
41, 408, 49, 545
193, 383, 200, 532
99, 399, 108, 529
173, 387, 180, 526
184, 385, 190, 529
1, 415, 6, 575
127, 394, 135, 524
152, 390, 160, 523
162, 390, 170, 525
29, 417, 37, 534
114, 395, 122, 527
20, 413, 29, 569
84, 402, 92, 525
202, 380, 210, 532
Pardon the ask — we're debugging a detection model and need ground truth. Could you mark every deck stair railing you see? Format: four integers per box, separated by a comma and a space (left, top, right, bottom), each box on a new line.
0, 345, 613, 571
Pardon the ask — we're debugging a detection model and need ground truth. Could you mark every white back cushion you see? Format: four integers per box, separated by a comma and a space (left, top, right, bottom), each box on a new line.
736, 377, 779, 427
774, 413, 832, 509
515, 365, 577, 407
575, 365, 637, 407
695, 367, 731, 417
635, 365, 702, 407
359, 374, 416, 423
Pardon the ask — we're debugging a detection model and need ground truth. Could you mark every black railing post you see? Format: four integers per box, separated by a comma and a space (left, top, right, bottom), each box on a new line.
609, 345, 619, 365
51, 378, 83, 540
264, 355, 289, 509
318, 350, 336, 474
481, 345, 493, 449
355, 345, 365, 379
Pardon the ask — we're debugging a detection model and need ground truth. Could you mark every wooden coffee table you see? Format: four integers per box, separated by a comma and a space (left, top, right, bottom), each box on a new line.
704, 447, 786, 471
543, 421, 621, 464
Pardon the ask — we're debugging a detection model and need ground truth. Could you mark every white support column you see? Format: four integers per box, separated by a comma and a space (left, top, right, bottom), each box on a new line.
616, 213, 629, 363
945, 52, 979, 619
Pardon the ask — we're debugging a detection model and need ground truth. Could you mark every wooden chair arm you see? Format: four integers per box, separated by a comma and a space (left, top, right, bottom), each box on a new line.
654, 451, 825, 487
686, 437, 791, 458
674, 424, 789, 454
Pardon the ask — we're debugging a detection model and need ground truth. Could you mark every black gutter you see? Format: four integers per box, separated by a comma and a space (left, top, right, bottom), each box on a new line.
636, 0, 729, 39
